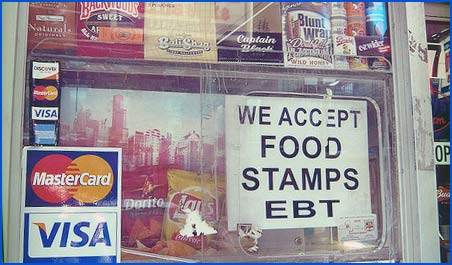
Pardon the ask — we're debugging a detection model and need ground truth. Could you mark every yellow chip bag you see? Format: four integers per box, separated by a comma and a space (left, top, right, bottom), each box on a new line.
162, 169, 225, 250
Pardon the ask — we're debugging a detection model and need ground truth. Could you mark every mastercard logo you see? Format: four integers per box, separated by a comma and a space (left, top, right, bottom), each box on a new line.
33, 85, 58, 101
30, 154, 114, 204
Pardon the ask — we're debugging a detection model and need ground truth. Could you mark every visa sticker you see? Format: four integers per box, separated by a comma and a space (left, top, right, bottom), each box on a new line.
23, 212, 118, 262
31, 107, 59, 121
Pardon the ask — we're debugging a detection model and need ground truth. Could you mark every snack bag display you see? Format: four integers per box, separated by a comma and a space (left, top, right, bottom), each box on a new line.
162, 169, 225, 253
121, 168, 169, 249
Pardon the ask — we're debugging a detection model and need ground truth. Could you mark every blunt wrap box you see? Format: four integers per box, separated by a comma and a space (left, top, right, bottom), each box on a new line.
282, 2, 334, 69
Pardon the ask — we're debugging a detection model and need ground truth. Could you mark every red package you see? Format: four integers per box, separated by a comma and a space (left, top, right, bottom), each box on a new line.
121, 167, 168, 249
76, 2, 144, 59
28, 2, 76, 53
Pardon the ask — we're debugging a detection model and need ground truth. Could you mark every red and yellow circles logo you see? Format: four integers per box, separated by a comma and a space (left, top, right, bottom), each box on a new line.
33, 85, 58, 101
30, 154, 114, 204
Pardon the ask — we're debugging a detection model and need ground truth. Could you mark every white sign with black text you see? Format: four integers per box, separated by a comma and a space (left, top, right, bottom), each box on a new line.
226, 95, 372, 230
337, 214, 378, 242
434, 142, 450, 165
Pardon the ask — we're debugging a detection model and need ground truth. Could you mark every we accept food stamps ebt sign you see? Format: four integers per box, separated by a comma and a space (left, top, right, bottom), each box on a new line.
20, 147, 122, 262
225, 95, 373, 230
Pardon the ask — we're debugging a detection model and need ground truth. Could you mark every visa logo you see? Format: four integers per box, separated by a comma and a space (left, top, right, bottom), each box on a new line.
31, 107, 58, 120
25, 212, 118, 260
34, 221, 111, 248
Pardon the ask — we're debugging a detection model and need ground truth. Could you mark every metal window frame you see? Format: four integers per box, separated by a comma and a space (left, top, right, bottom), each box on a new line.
388, 2, 440, 262
3, 2, 440, 263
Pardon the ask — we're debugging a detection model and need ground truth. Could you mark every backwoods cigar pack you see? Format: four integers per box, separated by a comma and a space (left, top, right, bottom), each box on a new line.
77, 2, 145, 58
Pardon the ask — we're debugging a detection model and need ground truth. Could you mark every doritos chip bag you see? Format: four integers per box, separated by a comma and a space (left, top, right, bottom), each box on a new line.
162, 169, 225, 251
121, 168, 168, 250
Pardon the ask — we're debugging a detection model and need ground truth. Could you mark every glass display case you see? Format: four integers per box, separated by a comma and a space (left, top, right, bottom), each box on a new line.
3, 2, 441, 263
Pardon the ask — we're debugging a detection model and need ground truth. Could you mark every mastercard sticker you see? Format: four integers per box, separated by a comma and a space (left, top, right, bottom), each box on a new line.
23, 147, 121, 207
33, 85, 59, 101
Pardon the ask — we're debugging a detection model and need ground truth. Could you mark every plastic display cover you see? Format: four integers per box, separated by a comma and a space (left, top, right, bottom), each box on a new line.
21, 1, 400, 263
200, 68, 397, 262
20, 57, 398, 263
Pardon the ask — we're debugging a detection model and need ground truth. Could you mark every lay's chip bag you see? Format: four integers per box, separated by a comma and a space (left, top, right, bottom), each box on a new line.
162, 169, 225, 252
